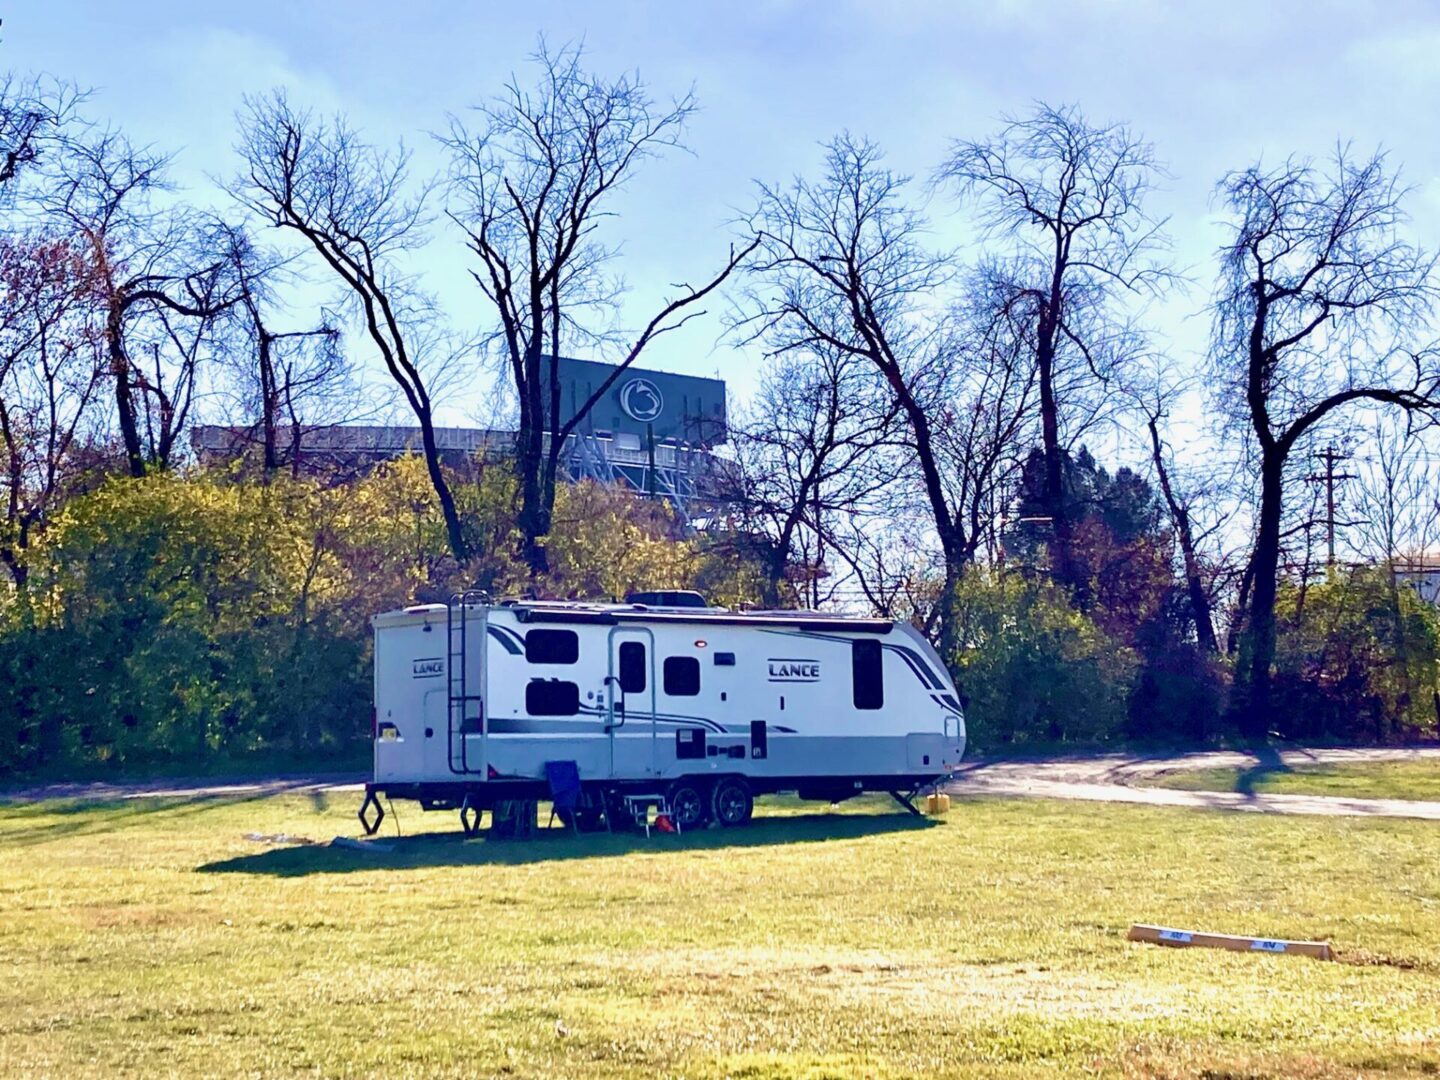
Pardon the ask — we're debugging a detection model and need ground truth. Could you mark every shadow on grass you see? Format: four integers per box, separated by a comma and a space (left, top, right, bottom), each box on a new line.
197, 811, 940, 876
0, 785, 320, 848
1236, 745, 1291, 797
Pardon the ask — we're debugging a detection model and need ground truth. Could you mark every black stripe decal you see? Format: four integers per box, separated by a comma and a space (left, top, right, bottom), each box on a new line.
486, 626, 523, 654
765, 628, 947, 692
887, 644, 941, 690
574, 702, 727, 733
888, 648, 932, 688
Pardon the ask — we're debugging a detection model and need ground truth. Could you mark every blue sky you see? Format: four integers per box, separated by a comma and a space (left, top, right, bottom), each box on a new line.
8, 1, 1440, 442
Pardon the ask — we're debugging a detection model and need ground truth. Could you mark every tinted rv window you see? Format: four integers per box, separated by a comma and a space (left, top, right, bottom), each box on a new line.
663, 656, 700, 696
852, 639, 884, 710
525, 628, 579, 664
526, 680, 579, 716
618, 641, 646, 693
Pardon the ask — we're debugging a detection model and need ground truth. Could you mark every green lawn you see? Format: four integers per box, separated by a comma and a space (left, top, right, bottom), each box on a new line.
1141, 759, 1440, 801
1, 790, 1438, 1078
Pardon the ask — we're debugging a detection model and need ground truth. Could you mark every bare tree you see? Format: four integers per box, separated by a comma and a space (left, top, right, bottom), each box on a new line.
1126, 367, 1225, 654
0, 74, 81, 192
939, 103, 1172, 605
0, 75, 46, 188
1349, 424, 1440, 733
0, 230, 106, 584
1211, 147, 1440, 739
233, 92, 473, 561
930, 264, 1043, 572
1346, 422, 1440, 568
826, 506, 943, 629
722, 345, 900, 606
743, 136, 999, 658
130, 222, 244, 470
442, 41, 758, 574
39, 130, 237, 476
214, 223, 344, 474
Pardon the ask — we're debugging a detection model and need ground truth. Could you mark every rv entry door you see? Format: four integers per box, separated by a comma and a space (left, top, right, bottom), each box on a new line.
606, 628, 656, 777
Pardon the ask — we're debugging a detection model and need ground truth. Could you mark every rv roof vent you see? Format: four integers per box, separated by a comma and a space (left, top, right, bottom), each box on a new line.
625, 589, 709, 609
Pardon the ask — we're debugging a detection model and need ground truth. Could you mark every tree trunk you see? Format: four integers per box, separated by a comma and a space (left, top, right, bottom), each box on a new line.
1385, 564, 1412, 742
1035, 312, 1082, 606
416, 414, 469, 565
0, 548, 25, 587
1227, 557, 1255, 656
517, 342, 549, 576
517, 457, 549, 575
759, 546, 786, 609
0, 405, 26, 586
937, 557, 962, 677
1148, 419, 1218, 654
1238, 452, 1284, 741
258, 330, 278, 472
1181, 535, 1220, 656
107, 303, 145, 478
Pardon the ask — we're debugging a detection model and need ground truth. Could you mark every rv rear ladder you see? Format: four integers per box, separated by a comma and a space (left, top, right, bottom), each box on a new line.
447, 591, 489, 774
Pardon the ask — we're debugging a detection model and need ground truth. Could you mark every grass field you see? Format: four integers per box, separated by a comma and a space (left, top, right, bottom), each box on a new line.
1, 791, 1438, 1078
1141, 759, 1440, 801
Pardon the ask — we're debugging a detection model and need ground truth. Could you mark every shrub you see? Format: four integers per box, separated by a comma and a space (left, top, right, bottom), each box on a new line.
0, 463, 767, 777
1271, 567, 1440, 744
0, 472, 377, 775
949, 570, 1137, 751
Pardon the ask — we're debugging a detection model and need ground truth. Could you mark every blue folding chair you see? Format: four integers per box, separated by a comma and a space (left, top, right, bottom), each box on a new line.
544, 760, 583, 831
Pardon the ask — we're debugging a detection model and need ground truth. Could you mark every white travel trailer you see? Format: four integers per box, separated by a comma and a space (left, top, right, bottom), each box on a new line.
357, 591, 966, 835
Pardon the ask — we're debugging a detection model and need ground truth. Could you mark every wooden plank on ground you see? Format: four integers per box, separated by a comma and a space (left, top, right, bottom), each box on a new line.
1127, 923, 1333, 961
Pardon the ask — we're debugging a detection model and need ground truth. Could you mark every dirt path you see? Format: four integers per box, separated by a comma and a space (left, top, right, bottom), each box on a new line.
948, 747, 1440, 821
0, 773, 367, 804
4, 747, 1439, 820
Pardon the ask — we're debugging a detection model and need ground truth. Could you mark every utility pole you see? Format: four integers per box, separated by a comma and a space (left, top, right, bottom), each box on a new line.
1307, 445, 1357, 568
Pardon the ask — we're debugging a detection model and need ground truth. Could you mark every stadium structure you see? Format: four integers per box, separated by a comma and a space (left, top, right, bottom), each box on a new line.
191, 357, 731, 522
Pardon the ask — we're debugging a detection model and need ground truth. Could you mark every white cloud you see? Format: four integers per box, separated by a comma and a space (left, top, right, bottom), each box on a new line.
131, 24, 345, 194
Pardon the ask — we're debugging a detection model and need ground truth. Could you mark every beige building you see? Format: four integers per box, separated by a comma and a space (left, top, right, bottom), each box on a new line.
1395, 556, 1440, 607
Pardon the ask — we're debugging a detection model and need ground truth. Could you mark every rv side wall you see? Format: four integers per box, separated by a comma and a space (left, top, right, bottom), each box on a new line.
371, 604, 965, 794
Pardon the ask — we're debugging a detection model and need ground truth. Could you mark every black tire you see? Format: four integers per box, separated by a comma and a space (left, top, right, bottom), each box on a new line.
711, 777, 753, 827
577, 805, 606, 832
666, 780, 710, 830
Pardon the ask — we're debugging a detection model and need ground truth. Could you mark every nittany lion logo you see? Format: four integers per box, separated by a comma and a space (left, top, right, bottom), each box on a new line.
618, 377, 664, 423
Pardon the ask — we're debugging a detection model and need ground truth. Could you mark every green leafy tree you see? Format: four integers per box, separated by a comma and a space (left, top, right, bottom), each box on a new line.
1273, 567, 1440, 744
950, 569, 1137, 750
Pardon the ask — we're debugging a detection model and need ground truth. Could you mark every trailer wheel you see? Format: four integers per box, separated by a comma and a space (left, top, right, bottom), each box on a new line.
666, 780, 710, 831
711, 777, 753, 828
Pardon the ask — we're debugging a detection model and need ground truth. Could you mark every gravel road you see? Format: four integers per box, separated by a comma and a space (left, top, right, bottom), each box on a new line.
4, 747, 1438, 820
947, 746, 1440, 820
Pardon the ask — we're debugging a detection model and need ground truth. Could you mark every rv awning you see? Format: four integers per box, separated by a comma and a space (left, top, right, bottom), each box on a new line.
511, 607, 892, 634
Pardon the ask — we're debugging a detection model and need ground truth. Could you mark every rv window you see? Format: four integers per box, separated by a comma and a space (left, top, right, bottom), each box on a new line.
663, 656, 701, 696
852, 639, 884, 710
618, 641, 647, 693
525, 628, 579, 665
526, 680, 580, 716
